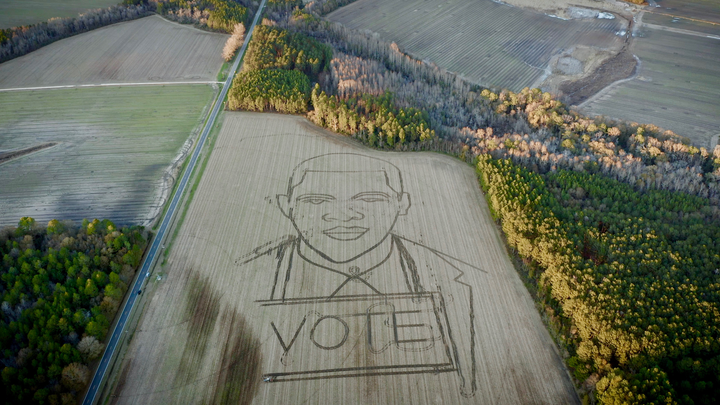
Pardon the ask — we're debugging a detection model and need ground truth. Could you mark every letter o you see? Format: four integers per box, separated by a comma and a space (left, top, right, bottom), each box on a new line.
309, 316, 349, 350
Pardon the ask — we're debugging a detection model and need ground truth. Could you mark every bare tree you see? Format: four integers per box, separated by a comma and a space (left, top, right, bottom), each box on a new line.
77, 336, 105, 361
222, 23, 246, 62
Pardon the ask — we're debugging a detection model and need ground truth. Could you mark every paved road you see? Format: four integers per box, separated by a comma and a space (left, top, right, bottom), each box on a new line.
81, 2, 267, 404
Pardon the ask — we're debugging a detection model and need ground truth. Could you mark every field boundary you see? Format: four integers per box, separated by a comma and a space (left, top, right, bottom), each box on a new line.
81, 1, 268, 404
147, 85, 221, 229
0, 81, 222, 93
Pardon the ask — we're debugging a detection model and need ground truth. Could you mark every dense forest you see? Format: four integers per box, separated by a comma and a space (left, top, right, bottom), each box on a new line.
478, 157, 719, 404
228, 68, 311, 113
242, 24, 332, 78
226, 4, 720, 404
0, 218, 147, 404
310, 86, 435, 146
228, 24, 435, 146
155, 0, 255, 32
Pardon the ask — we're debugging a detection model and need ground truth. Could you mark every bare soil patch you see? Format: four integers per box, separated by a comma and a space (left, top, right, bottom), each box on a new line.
0, 15, 227, 88
107, 112, 579, 404
559, 46, 637, 105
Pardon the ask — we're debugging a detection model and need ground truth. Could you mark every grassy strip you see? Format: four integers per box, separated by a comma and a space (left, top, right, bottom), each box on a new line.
217, 60, 231, 82
152, 85, 219, 230
162, 112, 224, 261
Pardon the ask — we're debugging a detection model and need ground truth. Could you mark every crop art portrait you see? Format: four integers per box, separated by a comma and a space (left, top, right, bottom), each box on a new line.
109, 114, 579, 405
236, 153, 479, 397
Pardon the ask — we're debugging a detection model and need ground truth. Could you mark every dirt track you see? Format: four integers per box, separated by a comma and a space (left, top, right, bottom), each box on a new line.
0, 142, 56, 165
107, 112, 579, 405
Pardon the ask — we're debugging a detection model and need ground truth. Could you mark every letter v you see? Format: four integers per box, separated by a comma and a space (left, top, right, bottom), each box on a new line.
271, 317, 306, 355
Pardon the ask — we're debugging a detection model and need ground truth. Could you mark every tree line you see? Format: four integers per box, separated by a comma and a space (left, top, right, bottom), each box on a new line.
304, 0, 359, 16
155, 0, 255, 32
0, 1, 260, 64
0, 218, 147, 404
310, 85, 434, 146
0, 3, 153, 64
267, 0, 304, 13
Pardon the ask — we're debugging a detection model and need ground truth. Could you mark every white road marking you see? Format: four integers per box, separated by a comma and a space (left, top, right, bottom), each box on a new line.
0, 81, 223, 93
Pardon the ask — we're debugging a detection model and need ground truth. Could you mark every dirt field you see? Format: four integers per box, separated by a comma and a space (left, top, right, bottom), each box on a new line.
0, 0, 118, 29
0, 15, 227, 89
581, 26, 720, 148
0, 85, 215, 227
652, 0, 720, 25
107, 112, 579, 405
327, 0, 626, 92
643, 12, 720, 35
500, 0, 633, 18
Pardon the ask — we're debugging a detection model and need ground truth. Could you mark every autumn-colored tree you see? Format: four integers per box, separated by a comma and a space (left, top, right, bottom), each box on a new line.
60, 363, 89, 392
222, 23, 246, 62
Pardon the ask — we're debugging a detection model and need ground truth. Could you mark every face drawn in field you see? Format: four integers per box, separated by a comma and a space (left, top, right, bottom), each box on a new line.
277, 155, 410, 263
236, 153, 480, 398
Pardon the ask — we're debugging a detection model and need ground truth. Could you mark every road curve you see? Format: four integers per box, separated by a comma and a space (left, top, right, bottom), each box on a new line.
81, 2, 268, 404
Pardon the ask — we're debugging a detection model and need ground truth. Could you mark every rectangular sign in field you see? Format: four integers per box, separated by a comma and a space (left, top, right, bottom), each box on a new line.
259, 292, 456, 381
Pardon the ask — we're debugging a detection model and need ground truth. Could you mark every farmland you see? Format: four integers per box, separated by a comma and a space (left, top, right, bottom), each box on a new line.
0, 15, 227, 89
643, 12, 720, 35
105, 112, 579, 405
0, 15, 228, 227
0, 0, 118, 29
327, 0, 626, 91
582, 26, 720, 148
0, 85, 216, 227
498, 0, 631, 18
651, 0, 720, 25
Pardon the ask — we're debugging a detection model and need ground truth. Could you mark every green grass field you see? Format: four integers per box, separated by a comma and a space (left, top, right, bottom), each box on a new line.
0, 84, 216, 227
0, 0, 119, 29
583, 27, 720, 148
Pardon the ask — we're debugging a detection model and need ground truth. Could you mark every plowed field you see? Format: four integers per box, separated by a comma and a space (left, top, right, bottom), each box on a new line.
0, 15, 227, 89
106, 112, 579, 405
0, 0, 118, 29
328, 0, 625, 91
0, 85, 216, 227
582, 26, 720, 148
